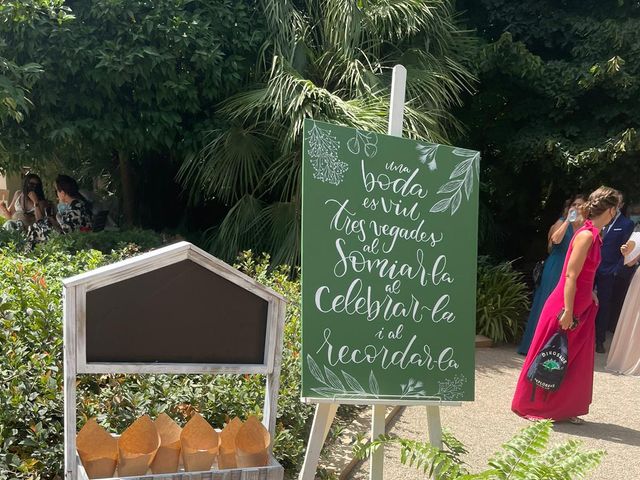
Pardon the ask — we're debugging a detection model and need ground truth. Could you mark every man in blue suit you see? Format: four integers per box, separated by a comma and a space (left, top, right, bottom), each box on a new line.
594, 192, 635, 353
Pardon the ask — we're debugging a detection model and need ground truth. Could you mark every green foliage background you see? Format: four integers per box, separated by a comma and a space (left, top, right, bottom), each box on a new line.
1, 0, 639, 263
457, 0, 640, 259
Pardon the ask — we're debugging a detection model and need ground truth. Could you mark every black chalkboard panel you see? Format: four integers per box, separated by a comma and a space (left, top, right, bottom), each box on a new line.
85, 260, 268, 364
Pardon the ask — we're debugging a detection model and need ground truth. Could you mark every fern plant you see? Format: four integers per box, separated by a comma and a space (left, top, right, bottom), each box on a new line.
476, 256, 530, 343
354, 430, 468, 479
355, 420, 605, 479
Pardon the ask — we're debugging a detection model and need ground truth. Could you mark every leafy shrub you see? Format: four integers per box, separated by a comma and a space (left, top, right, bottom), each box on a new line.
476, 256, 530, 342
0, 246, 112, 479
0, 240, 311, 479
355, 420, 604, 479
0, 227, 26, 249
44, 229, 167, 254
0, 227, 167, 255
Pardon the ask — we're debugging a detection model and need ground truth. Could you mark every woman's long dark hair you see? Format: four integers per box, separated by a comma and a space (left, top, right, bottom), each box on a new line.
21, 173, 46, 210
55, 174, 80, 198
55, 174, 91, 209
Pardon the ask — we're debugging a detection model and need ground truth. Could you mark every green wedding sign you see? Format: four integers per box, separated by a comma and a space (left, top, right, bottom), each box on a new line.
301, 120, 479, 402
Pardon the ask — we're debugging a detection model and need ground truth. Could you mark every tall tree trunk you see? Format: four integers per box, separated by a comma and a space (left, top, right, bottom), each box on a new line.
118, 151, 135, 226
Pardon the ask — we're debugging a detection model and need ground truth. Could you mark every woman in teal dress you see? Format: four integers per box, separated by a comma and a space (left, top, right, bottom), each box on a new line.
518, 195, 586, 355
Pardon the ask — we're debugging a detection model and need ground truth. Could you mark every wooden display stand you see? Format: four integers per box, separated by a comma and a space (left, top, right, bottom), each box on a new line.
63, 241, 287, 480
75, 454, 284, 480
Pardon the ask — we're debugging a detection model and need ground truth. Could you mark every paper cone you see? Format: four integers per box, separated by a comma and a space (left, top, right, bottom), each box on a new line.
150, 413, 182, 474
218, 417, 243, 469
180, 413, 218, 472
76, 419, 118, 479
235, 416, 270, 468
117, 415, 160, 477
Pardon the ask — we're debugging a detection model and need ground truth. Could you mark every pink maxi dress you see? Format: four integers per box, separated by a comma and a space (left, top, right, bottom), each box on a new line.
512, 220, 601, 420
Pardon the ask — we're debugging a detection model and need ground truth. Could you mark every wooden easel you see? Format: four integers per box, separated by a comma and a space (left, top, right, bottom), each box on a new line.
298, 65, 461, 480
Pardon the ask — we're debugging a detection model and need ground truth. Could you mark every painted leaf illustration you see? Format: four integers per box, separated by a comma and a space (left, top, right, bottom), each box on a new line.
347, 136, 360, 155
450, 158, 473, 179
451, 189, 462, 214
430, 197, 451, 213
369, 371, 380, 397
364, 143, 377, 158
307, 355, 325, 384
464, 172, 473, 199
311, 387, 342, 397
324, 366, 345, 390
342, 371, 366, 393
452, 147, 475, 157
438, 179, 463, 194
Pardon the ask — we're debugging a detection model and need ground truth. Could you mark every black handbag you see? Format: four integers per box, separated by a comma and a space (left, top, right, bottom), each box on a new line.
526, 330, 568, 401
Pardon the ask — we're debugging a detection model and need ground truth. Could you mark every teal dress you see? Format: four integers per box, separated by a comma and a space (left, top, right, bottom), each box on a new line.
517, 220, 574, 355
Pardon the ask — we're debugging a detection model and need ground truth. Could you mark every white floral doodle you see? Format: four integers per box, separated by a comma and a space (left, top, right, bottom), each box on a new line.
306, 123, 349, 185
436, 374, 467, 401
347, 129, 379, 158
416, 143, 439, 171
430, 148, 480, 215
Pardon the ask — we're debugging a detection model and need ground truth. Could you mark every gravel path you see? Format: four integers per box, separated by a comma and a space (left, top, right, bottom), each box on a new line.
347, 338, 640, 480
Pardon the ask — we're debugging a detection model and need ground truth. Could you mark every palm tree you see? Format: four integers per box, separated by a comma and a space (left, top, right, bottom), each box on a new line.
179, 0, 475, 266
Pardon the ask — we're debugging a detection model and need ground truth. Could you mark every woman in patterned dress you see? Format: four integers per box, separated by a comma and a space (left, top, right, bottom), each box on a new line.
26, 174, 92, 249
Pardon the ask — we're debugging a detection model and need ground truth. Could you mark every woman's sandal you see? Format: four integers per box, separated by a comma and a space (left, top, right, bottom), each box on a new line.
567, 416, 586, 425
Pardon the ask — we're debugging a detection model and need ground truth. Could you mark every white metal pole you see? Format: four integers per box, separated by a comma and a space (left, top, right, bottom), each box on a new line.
387, 65, 407, 137
369, 64, 408, 480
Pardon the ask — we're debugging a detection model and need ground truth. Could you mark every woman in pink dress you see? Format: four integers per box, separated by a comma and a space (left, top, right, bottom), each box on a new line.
512, 186, 620, 423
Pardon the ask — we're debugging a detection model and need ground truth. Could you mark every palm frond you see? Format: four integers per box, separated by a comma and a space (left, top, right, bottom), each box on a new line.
403, 102, 456, 143
258, 151, 301, 202
210, 194, 264, 261
182, 0, 477, 266
402, 52, 474, 110
178, 125, 271, 204
321, 0, 363, 52
251, 201, 300, 267
319, 50, 382, 96
258, 0, 307, 61
362, 0, 450, 43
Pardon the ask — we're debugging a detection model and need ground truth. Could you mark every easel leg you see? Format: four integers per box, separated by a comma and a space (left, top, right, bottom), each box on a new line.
298, 403, 338, 480
369, 404, 386, 480
426, 406, 443, 480
426, 405, 443, 448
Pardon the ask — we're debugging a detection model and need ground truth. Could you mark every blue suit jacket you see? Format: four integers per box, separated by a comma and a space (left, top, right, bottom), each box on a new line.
598, 214, 635, 278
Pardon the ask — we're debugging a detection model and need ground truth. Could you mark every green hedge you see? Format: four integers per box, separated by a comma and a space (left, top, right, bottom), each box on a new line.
0, 235, 312, 479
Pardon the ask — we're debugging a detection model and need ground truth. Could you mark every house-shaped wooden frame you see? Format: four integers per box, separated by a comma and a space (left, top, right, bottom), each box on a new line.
62, 242, 287, 479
